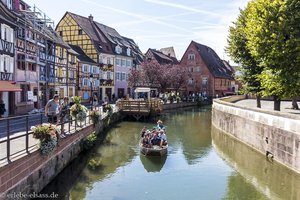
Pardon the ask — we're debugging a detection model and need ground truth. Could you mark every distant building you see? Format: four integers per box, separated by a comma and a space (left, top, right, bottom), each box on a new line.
69, 44, 99, 102
160, 47, 176, 59
145, 48, 179, 65
0, 0, 20, 117
180, 41, 235, 97
56, 12, 115, 101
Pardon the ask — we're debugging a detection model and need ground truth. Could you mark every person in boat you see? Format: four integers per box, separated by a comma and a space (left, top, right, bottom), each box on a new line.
141, 126, 147, 138
142, 131, 152, 148
150, 132, 160, 146
159, 129, 167, 147
157, 120, 164, 129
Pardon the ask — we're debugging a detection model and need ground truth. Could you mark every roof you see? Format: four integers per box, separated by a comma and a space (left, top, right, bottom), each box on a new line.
122, 36, 144, 64
146, 49, 179, 65
191, 41, 234, 79
66, 12, 113, 54
69, 44, 96, 64
160, 47, 176, 58
94, 22, 132, 57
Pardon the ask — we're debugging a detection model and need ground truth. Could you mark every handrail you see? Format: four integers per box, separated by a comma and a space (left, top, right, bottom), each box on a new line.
0, 105, 117, 166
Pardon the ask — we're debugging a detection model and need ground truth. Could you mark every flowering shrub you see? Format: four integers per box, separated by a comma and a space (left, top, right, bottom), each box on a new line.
31, 123, 60, 155
90, 110, 101, 125
103, 104, 113, 113
70, 96, 88, 122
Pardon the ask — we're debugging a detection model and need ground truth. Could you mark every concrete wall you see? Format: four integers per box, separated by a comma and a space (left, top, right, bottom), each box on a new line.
0, 112, 122, 199
212, 96, 300, 173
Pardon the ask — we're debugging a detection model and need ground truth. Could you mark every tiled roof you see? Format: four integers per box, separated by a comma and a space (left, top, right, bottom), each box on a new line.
69, 44, 96, 64
148, 49, 179, 65
66, 12, 113, 54
192, 41, 233, 79
122, 36, 144, 64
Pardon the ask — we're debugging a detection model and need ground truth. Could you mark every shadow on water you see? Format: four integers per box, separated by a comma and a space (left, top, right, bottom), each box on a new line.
139, 154, 167, 173
212, 126, 300, 200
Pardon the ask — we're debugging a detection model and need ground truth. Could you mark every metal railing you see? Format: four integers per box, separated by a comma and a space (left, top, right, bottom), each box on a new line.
0, 105, 117, 166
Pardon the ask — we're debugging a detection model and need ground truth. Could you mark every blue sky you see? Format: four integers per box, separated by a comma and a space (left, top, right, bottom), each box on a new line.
25, 0, 249, 61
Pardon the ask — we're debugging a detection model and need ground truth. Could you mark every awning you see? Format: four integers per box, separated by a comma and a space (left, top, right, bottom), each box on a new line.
134, 87, 151, 93
0, 81, 22, 92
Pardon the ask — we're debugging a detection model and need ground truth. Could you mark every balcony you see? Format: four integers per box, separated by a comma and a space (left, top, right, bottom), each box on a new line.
0, 39, 14, 56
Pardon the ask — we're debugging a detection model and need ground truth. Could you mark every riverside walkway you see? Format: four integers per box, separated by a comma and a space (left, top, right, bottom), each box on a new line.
0, 105, 117, 167
234, 99, 300, 115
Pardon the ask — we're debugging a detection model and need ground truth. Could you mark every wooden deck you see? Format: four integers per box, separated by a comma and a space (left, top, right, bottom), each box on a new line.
117, 99, 163, 120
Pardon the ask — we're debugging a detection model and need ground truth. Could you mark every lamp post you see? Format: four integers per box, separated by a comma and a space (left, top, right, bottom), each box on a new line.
90, 74, 93, 110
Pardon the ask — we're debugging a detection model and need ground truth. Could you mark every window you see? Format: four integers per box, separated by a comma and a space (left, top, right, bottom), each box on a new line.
28, 63, 36, 71
107, 71, 112, 80
83, 78, 89, 86
202, 77, 208, 86
83, 64, 89, 72
126, 60, 131, 67
59, 31, 63, 36
115, 45, 122, 54
121, 59, 125, 67
116, 58, 121, 66
188, 67, 193, 72
17, 54, 25, 70
78, 29, 83, 35
121, 72, 126, 81
188, 53, 195, 60
126, 73, 129, 81
196, 66, 201, 72
18, 28, 25, 38
116, 72, 121, 81
126, 48, 131, 56
107, 57, 111, 65
6, 0, 12, 10
20, 84, 30, 102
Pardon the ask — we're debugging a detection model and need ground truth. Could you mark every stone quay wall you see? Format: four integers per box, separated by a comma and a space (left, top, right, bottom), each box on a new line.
212, 96, 300, 173
0, 112, 123, 200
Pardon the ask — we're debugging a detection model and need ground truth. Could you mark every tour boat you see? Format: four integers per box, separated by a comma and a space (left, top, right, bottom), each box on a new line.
140, 141, 168, 156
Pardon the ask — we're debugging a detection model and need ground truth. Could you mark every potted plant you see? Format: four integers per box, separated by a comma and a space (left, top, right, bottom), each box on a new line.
31, 123, 60, 155
90, 110, 101, 127
70, 96, 88, 122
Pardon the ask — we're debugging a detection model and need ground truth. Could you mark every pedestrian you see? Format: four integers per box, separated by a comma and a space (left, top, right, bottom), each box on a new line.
59, 96, 69, 136
69, 97, 74, 125
45, 94, 60, 124
92, 94, 98, 110
0, 99, 6, 118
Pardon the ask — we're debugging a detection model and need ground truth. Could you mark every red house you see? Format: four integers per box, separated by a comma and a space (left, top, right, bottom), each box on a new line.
180, 41, 235, 97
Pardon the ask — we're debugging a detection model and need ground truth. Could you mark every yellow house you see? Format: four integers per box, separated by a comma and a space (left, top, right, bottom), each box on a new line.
56, 12, 115, 101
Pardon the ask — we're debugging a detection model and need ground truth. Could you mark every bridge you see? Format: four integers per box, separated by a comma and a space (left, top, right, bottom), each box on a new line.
116, 99, 163, 120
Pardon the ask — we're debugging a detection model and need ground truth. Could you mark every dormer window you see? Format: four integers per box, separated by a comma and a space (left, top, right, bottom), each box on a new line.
115, 45, 122, 54
126, 48, 131, 56
6, 0, 12, 10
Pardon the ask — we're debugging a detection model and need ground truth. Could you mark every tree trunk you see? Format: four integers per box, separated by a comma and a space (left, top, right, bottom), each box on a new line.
292, 98, 299, 110
273, 95, 281, 111
256, 95, 261, 108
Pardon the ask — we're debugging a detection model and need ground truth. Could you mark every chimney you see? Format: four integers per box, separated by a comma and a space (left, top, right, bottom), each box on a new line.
89, 14, 93, 22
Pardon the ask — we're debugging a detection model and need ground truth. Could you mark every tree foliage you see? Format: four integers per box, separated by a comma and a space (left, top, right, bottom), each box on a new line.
128, 60, 187, 93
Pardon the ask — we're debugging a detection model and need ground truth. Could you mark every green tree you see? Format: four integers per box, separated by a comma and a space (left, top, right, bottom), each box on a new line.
245, 0, 300, 110
226, 6, 263, 108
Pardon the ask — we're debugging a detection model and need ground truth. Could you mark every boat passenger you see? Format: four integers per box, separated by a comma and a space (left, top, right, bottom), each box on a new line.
141, 126, 147, 138
159, 130, 167, 147
157, 120, 164, 129
151, 133, 160, 145
142, 134, 151, 148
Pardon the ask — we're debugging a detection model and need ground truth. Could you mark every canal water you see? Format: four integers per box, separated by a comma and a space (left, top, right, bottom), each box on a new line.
42, 107, 300, 200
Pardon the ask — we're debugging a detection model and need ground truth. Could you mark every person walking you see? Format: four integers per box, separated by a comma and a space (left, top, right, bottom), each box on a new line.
59, 96, 69, 137
45, 95, 60, 124
0, 99, 6, 118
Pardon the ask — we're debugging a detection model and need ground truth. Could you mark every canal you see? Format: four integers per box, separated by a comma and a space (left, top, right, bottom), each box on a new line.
41, 107, 300, 200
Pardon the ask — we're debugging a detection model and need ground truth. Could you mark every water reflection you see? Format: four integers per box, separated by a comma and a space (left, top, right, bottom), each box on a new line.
212, 126, 300, 200
139, 155, 167, 173
165, 108, 212, 164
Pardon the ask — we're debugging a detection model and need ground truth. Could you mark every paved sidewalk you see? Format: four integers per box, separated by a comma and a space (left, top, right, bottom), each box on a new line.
234, 99, 300, 115
0, 105, 117, 167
